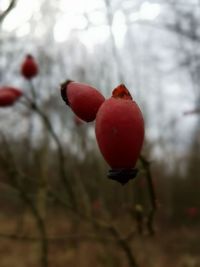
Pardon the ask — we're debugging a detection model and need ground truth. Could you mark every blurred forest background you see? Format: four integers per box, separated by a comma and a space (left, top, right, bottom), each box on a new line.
0, 0, 200, 267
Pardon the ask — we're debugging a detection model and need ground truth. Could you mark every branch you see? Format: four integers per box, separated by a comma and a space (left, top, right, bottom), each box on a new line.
183, 108, 200, 116
0, 0, 16, 24
108, 226, 139, 267
23, 82, 77, 211
140, 155, 157, 235
0, 232, 114, 243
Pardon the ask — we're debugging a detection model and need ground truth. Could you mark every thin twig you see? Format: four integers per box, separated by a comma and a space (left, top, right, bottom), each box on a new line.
140, 155, 156, 235
29, 80, 37, 102
104, 0, 124, 83
23, 86, 77, 210
0, 0, 16, 24
108, 226, 139, 267
0, 232, 114, 243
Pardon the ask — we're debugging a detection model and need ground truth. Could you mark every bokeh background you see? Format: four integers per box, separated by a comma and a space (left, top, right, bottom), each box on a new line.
0, 0, 200, 267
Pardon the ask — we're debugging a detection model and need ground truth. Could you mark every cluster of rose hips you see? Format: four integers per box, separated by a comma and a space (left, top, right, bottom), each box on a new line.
0, 55, 38, 106
0, 55, 145, 184
61, 81, 144, 184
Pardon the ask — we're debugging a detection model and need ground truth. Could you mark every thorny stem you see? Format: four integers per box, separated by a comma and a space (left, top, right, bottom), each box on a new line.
140, 155, 157, 235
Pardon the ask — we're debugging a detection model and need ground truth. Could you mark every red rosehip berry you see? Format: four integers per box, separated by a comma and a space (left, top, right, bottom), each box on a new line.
95, 84, 144, 184
61, 81, 105, 122
21, 54, 38, 79
0, 87, 23, 107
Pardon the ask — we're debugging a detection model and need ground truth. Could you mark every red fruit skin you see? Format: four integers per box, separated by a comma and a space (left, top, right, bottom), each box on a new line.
66, 82, 105, 122
1, 87, 23, 97
21, 55, 38, 79
0, 87, 23, 107
95, 97, 144, 169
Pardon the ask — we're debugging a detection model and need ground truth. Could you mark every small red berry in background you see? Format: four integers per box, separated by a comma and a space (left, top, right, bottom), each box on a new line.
21, 54, 38, 80
185, 207, 199, 218
95, 84, 144, 184
60, 81, 105, 122
0, 87, 23, 107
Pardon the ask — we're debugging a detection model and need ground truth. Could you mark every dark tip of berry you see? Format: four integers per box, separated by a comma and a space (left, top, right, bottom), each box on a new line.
60, 80, 74, 105
108, 168, 138, 185
26, 54, 33, 59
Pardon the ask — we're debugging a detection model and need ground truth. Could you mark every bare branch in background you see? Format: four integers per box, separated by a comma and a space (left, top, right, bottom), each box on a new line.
0, 133, 48, 267
183, 109, 200, 116
140, 155, 157, 235
0, 0, 16, 24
